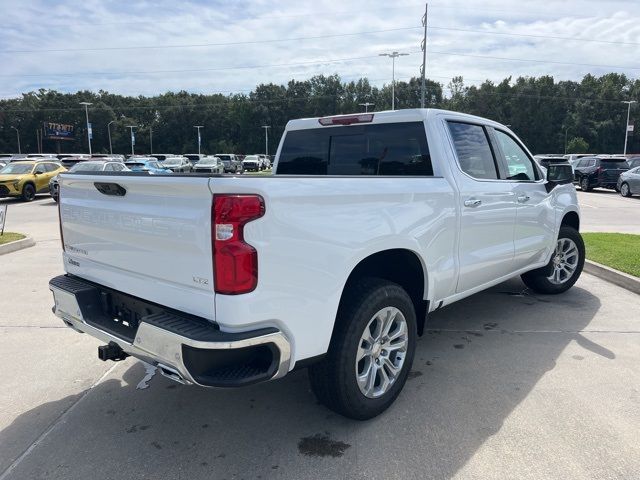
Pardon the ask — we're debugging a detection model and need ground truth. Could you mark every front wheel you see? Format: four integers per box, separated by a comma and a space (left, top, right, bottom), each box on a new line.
521, 226, 585, 294
620, 182, 632, 197
21, 183, 36, 202
308, 278, 417, 420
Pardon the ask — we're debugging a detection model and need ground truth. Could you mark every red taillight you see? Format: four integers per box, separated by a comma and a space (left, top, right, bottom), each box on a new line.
212, 194, 265, 295
318, 114, 374, 126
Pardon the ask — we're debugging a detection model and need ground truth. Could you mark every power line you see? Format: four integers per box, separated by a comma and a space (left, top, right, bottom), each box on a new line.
0, 51, 421, 78
428, 25, 640, 47
0, 26, 422, 54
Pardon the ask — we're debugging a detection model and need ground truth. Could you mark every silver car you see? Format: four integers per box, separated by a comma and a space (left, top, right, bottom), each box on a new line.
618, 166, 640, 197
162, 156, 192, 173
193, 156, 224, 174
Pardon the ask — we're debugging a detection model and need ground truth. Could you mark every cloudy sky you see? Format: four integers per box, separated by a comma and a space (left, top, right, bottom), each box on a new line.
0, 0, 639, 99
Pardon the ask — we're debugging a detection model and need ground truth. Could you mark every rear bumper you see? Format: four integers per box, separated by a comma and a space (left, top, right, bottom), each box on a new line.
49, 274, 291, 387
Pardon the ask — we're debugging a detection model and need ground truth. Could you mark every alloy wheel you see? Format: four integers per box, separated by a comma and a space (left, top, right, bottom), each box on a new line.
547, 238, 580, 285
355, 306, 408, 398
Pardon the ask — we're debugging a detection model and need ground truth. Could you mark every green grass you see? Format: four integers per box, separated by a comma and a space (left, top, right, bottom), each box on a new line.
582, 233, 640, 278
0, 232, 26, 245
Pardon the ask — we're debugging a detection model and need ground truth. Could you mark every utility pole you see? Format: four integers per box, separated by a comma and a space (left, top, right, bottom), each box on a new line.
420, 3, 428, 108
11, 126, 20, 154
564, 128, 569, 154
622, 100, 637, 155
150, 126, 153, 155
126, 126, 136, 156
262, 125, 271, 156
358, 102, 375, 113
194, 125, 204, 155
379, 51, 409, 110
79, 102, 93, 155
107, 121, 115, 155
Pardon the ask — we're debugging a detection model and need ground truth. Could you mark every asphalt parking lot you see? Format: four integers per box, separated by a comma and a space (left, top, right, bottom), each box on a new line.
1, 193, 639, 480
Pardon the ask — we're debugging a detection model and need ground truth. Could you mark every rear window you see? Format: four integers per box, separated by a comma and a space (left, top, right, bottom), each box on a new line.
601, 159, 628, 168
277, 122, 433, 176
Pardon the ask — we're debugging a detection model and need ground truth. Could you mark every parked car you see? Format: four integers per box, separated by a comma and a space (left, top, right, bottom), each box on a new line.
183, 154, 205, 166
259, 154, 271, 170
49, 160, 129, 202
617, 166, 640, 197
193, 156, 225, 174
0, 160, 6, 169
58, 154, 93, 168
0, 160, 66, 201
124, 158, 171, 174
242, 155, 261, 172
627, 156, 640, 169
215, 154, 243, 173
564, 153, 595, 165
150, 154, 176, 162
91, 154, 125, 162
162, 156, 192, 173
573, 156, 629, 191
49, 109, 581, 420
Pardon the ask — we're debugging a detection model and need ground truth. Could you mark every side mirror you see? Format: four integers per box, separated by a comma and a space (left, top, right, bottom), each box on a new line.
545, 163, 574, 192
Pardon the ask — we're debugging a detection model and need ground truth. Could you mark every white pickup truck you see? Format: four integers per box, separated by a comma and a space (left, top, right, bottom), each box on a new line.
49, 109, 583, 420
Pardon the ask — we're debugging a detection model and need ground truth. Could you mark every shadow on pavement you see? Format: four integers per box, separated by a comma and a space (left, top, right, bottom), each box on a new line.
0, 278, 605, 480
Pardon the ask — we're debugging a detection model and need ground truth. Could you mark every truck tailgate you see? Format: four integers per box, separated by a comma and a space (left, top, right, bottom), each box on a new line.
59, 174, 216, 320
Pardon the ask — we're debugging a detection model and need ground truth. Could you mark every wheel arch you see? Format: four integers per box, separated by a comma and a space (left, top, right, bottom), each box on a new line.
561, 210, 580, 231
336, 249, 429, 336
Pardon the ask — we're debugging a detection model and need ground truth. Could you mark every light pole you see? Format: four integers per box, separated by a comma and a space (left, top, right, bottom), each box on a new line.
10, 126, 20, 154
261, 125, 270, 156
564, 128, 569, 154
149, 126, 153, 155
379, 51, 409, 110
194, 125, 204, 155
622, 100, 637, 155
126, 126, 136, 156
359, 102, 375, 113
79, 102, 93, 154
107, 121, 115, 155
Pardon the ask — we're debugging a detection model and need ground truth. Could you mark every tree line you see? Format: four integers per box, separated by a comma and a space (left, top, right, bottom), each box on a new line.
0, 72, 638, 156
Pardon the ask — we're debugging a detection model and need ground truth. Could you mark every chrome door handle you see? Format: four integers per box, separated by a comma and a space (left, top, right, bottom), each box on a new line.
517, 195, 530, 203
464, 198, 482, 207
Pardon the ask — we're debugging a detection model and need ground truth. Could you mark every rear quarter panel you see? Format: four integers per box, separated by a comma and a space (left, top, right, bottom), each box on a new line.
209, 176, 456, 365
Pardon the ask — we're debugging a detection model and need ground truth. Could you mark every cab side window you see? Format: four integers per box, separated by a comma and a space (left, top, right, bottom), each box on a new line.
447, 122, 499, 180
34, 164, 47, 174
493, 130, 539, 181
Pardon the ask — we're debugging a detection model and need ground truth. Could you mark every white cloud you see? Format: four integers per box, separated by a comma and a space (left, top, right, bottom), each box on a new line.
0, 0, 638, 98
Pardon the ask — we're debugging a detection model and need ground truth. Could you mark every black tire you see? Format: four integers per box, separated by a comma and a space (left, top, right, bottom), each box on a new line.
580, 177, 591, 192
521, 226, 585, 294
21, 183, 36, 202
52, 195, 59, 203
308, 278, 417, 420
620, 182, 632, 197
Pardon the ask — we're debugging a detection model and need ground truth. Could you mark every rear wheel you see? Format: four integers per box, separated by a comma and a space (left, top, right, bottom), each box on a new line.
620, 182, 632, 197
521, 226, 585, 294
580, 177, 591, 192
308, 278, 417, 420
21, 183, 36, 202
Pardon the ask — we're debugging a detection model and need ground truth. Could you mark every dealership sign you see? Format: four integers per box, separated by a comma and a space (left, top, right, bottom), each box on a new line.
43, 122, 75, 141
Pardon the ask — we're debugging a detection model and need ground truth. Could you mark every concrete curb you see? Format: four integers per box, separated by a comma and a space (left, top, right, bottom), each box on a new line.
0, 236, 36, 256
584, 259, 640, 295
